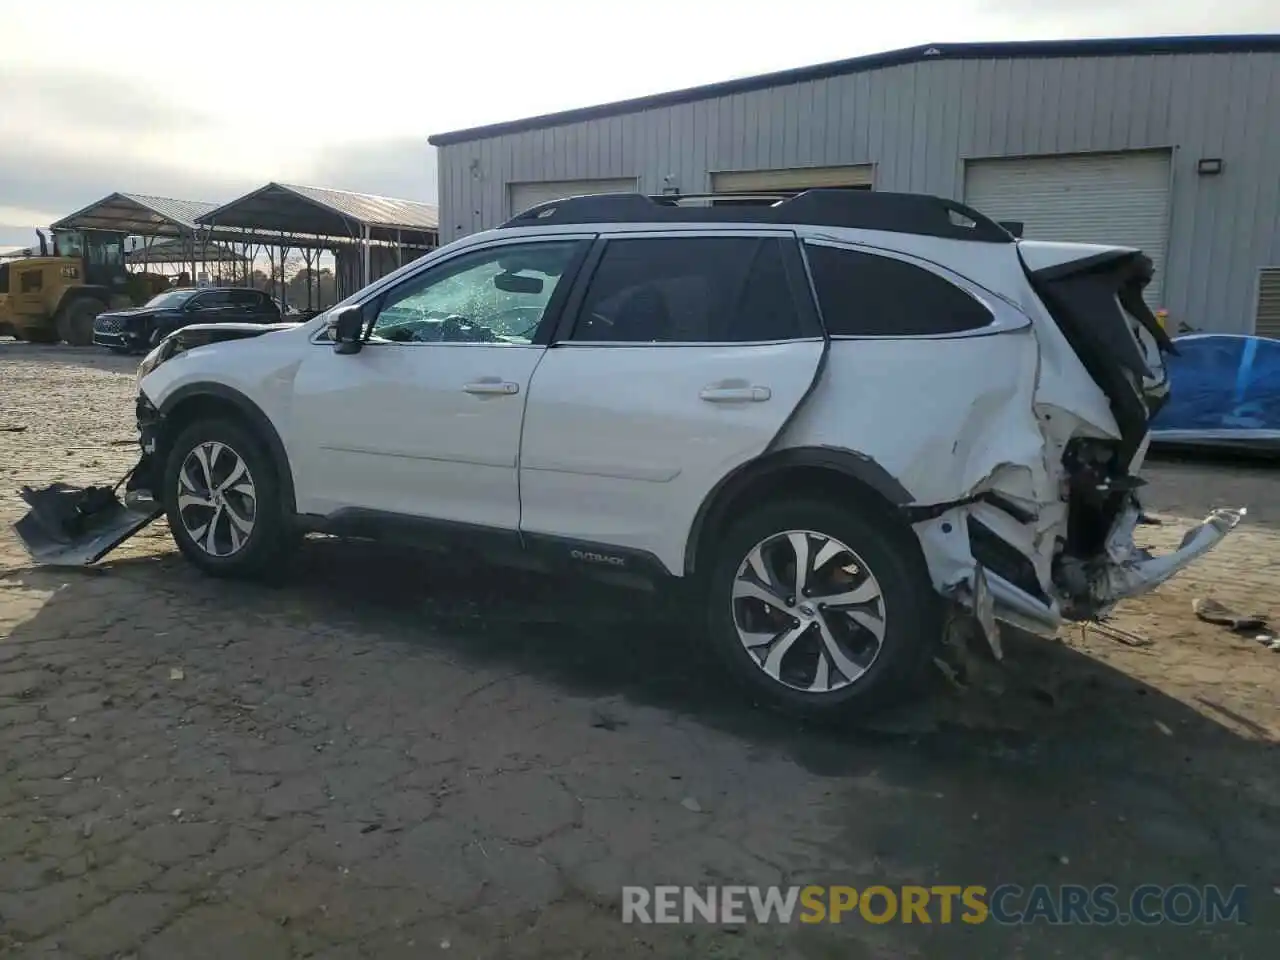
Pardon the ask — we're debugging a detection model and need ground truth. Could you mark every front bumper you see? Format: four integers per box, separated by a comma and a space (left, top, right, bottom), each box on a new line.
10, 392, 166, 567
93, 328, 148, 351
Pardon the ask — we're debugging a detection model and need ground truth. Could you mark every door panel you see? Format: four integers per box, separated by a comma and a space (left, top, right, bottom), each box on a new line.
517, 231, 824, 573
288, 343, 544, 527
519, 341, 824, 571
286, 236, 591, 528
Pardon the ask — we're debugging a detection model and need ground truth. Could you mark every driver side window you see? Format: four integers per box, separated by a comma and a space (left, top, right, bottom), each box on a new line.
370, 240, 584, 345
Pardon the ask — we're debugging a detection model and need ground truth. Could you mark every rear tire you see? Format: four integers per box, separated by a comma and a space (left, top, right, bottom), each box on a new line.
55, 298, 105, 346
705, 497, 941, 720
162, 418, 296, 579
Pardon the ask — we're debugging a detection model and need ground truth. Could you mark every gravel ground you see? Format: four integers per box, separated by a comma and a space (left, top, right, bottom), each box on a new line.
1, 340, 1278, 958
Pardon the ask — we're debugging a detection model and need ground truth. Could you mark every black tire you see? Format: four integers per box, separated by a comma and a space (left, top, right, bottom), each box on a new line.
705, 497, 941, 720
55, 298, 105, 346
162, 418, 296, 579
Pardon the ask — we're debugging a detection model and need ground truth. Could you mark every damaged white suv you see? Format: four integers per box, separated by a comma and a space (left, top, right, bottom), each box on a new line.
20, 190, 1243, 717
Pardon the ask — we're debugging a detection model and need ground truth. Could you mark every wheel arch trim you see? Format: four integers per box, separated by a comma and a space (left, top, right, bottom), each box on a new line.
157, 382, 297, 514
684, 446, 914, 575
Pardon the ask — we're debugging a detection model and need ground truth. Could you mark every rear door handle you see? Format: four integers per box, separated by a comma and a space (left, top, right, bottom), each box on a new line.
699, 385, 772, 403
464, 380, 520, 396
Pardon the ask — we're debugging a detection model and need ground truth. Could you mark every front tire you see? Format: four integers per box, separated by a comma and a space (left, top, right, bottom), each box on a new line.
705, 497, 941, 719
162, 418, 294, 579
56, 298, 105, 346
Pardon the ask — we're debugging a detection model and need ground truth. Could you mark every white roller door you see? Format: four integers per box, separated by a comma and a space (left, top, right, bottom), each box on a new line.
1255, 268, 1280, 339
508, 178, 638, 218
711, 165, 874, 194
964, 151, 1171, 305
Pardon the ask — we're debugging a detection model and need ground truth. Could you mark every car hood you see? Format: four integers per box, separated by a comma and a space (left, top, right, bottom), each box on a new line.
165, 321, 302, 351
98, 307, 177, 321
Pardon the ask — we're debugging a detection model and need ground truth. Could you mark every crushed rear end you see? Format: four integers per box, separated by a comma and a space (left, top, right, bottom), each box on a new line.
916, 240, 1245, 650
1018, 241, 1243, 620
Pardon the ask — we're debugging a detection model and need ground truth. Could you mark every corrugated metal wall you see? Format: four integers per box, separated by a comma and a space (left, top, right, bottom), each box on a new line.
437, 51, 1280, 334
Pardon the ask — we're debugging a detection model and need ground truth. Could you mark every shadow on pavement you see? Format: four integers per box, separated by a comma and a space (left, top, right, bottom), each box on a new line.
4, 536, 1277, 957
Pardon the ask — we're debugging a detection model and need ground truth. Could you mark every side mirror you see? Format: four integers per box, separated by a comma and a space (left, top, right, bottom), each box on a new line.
331, 305, 365, 355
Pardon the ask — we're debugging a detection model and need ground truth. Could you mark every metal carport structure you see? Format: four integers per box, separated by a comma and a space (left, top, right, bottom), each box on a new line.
194, 183, 439, 298
50, 192, 263, 286
125, 237, 247, 273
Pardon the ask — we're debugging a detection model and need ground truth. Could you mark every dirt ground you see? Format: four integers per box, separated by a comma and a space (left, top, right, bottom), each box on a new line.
0, 340, 1277, 959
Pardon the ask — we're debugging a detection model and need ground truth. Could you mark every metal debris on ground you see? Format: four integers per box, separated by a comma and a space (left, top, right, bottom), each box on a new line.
1085, 621, 1154, 648
0, 424, 27, 432
1193, 597, 1268, 632
168, 667, 185, 681
680, 797, 703, 813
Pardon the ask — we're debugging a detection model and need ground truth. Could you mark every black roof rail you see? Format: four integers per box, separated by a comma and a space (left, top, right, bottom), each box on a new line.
501, 189, 1014, 243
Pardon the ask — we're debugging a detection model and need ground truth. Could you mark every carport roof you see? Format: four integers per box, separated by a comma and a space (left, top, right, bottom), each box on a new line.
125, 237, 247, 265
195, 182, 439, 245
51, 192, 219, 237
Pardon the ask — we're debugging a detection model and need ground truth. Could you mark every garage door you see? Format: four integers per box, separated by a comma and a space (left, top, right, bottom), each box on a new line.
964, 151, 1171, 305
1256, 268, 1280, 338
508, 178, 638, 218
711, 165, 874, 195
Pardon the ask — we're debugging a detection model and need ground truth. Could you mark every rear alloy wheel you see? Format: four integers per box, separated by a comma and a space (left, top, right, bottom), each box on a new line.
732, 530, 887, 693
707, 499, 939, 718
162, 419, 295, 578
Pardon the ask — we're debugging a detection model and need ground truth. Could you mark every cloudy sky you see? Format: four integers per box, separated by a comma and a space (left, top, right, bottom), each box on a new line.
1, 0, 1276, 248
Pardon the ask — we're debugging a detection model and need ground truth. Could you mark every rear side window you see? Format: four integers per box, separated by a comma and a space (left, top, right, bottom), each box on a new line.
804, 243, 992, 336
192, 291, 231, 308
227, 290, 262, 307
570, 236, 804, 343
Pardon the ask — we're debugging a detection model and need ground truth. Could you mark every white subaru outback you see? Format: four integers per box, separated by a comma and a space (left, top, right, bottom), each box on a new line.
22, 190, 1243, 717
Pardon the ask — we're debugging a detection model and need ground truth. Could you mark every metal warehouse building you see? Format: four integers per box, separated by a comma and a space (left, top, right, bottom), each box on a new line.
429, 34, 1280, 336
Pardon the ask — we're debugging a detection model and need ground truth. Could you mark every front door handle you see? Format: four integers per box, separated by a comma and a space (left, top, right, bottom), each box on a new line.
464, 380, 520, 396
699, 385, 772, 403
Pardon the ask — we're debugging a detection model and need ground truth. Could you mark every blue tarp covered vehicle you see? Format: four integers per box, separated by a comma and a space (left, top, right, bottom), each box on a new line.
1150, 333, 1280, 453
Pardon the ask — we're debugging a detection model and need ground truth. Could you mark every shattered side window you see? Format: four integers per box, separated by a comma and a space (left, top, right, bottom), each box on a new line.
804, 243, 993, 336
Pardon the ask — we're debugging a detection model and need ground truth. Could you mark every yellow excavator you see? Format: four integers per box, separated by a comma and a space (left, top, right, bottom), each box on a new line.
0, 229, 168, 345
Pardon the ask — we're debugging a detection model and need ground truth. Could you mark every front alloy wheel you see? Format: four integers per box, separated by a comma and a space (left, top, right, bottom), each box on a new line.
732, 530, 886, 693
162, 417, 294, 579
176, 441, 258, 557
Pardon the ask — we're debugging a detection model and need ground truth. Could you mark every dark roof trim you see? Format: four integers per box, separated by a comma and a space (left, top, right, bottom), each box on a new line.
429, 34, 1280, 146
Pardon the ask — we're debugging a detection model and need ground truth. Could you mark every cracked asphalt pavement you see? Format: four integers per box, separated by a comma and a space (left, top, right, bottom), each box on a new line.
1, 342, 1278, 958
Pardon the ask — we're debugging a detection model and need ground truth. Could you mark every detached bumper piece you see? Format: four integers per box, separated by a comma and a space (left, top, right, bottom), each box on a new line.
1057, 503, 1247, 619
13, 478, 162, 567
